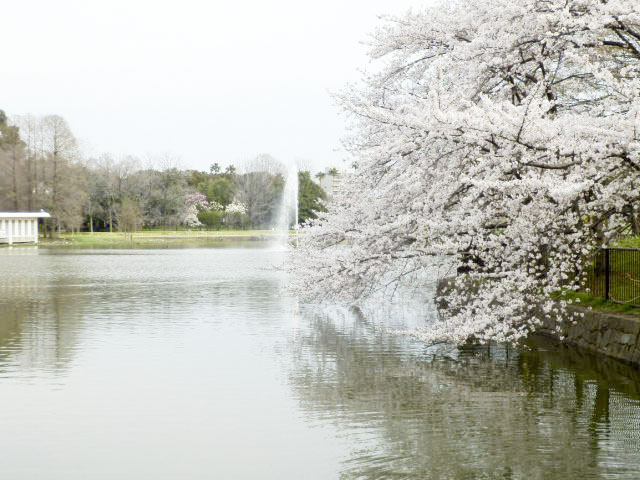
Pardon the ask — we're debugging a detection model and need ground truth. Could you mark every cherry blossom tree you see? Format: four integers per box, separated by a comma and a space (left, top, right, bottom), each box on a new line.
291, 0, 640, 345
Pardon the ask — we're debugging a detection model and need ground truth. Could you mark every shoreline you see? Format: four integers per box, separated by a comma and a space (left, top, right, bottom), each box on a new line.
436, 277, 640, 367
0, 230, 292, 249
537, 305, 640, 367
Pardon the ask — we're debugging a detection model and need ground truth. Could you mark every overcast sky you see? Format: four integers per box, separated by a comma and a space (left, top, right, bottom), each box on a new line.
2, 0, 424, 173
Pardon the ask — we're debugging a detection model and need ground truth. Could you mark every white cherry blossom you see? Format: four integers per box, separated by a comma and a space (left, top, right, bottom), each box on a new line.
291, 0, 640, 345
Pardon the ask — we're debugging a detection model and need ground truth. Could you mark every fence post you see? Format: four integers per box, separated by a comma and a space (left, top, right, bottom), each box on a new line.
604, 248, 610, 301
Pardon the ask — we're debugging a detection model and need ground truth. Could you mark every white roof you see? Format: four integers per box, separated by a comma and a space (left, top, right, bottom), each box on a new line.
0, 211, 51, 218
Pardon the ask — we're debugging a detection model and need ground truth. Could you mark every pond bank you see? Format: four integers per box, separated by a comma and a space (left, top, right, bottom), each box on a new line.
8, 231, 288, 249
537, 306, 640, 367
436, 278, 640, 367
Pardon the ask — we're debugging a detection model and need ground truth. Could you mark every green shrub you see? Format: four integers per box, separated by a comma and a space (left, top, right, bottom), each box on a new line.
197, 210, 224, 229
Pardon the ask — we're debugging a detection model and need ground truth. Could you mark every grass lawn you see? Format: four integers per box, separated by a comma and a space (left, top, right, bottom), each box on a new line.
37, 230, 287, 248
614, 236, 640, 248
551, 290, 640, 318
560, 236, 640, 316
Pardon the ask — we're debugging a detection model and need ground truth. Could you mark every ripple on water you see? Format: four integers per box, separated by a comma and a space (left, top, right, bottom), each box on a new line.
0, 247, 639, 479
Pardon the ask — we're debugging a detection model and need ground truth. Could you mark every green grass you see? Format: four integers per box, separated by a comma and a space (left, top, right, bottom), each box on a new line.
613, 236, 640, 248
551, 290, 640, 317
38, 230, 285, 248
118, 229, 277, 237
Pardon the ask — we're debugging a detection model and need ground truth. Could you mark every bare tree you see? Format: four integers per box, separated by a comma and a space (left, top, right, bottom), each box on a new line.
233, 154, 285, 228
39, 115, 87, 234
13, 114, 44, 211
87, 154, 141, 232
118, 196, 143, 237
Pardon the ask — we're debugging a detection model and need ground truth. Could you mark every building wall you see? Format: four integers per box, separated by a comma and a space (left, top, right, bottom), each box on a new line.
318, 170, 345, 200
0, 218, 40, 244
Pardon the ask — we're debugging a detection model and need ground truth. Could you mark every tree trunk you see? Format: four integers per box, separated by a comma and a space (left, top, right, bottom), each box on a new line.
11, 147, 19, 211
632, 207, 640, 236
26, 153, 33, 211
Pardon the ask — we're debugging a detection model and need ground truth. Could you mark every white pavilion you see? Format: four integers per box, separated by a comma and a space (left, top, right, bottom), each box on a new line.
0, 211, 51, 244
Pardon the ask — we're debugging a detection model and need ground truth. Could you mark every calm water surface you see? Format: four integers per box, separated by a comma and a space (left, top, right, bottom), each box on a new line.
0, 246, 639, 479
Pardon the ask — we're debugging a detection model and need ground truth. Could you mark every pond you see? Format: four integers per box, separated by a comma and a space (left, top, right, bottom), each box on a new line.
0, 246, 639, 479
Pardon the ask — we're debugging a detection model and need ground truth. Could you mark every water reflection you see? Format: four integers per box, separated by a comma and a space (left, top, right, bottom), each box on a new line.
0, 269, 84, 377
0, 248, 639, 479
289, 308, 640, 479
0, 247, 287, 379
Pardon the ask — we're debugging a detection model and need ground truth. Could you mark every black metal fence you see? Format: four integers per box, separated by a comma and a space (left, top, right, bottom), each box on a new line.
591, 248, 640, 307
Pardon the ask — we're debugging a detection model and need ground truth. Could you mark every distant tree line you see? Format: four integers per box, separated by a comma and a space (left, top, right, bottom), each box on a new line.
0, 111, 326, 233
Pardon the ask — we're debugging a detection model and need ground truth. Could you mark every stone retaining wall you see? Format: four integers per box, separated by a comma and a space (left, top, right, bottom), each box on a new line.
537, 306, 640, 367
436, 278, 640, 367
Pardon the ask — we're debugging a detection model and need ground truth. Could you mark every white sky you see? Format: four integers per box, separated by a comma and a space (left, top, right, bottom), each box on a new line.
2, 0, 424, 173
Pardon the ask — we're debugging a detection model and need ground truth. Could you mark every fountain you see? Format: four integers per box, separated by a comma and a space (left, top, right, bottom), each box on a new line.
276, 162, 299, 248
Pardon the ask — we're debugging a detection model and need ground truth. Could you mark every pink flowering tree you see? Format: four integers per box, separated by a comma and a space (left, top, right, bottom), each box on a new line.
182, 193, 210, 227
184, 193, 210, 212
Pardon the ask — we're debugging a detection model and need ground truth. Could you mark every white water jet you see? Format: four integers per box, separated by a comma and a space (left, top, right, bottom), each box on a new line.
276, 163, 299, 248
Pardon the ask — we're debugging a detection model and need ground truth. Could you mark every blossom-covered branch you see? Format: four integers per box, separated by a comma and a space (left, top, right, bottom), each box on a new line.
291, 0, 640, 345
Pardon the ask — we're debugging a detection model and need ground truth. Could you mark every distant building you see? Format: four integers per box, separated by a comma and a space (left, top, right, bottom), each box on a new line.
317, 168, 344, 200
0, 212, 51, 244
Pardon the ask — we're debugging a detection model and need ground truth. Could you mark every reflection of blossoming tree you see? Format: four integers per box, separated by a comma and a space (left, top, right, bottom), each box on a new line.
291, 0, 640, 345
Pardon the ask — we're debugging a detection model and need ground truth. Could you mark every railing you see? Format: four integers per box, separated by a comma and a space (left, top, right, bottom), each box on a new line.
591, 248, 640, 307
